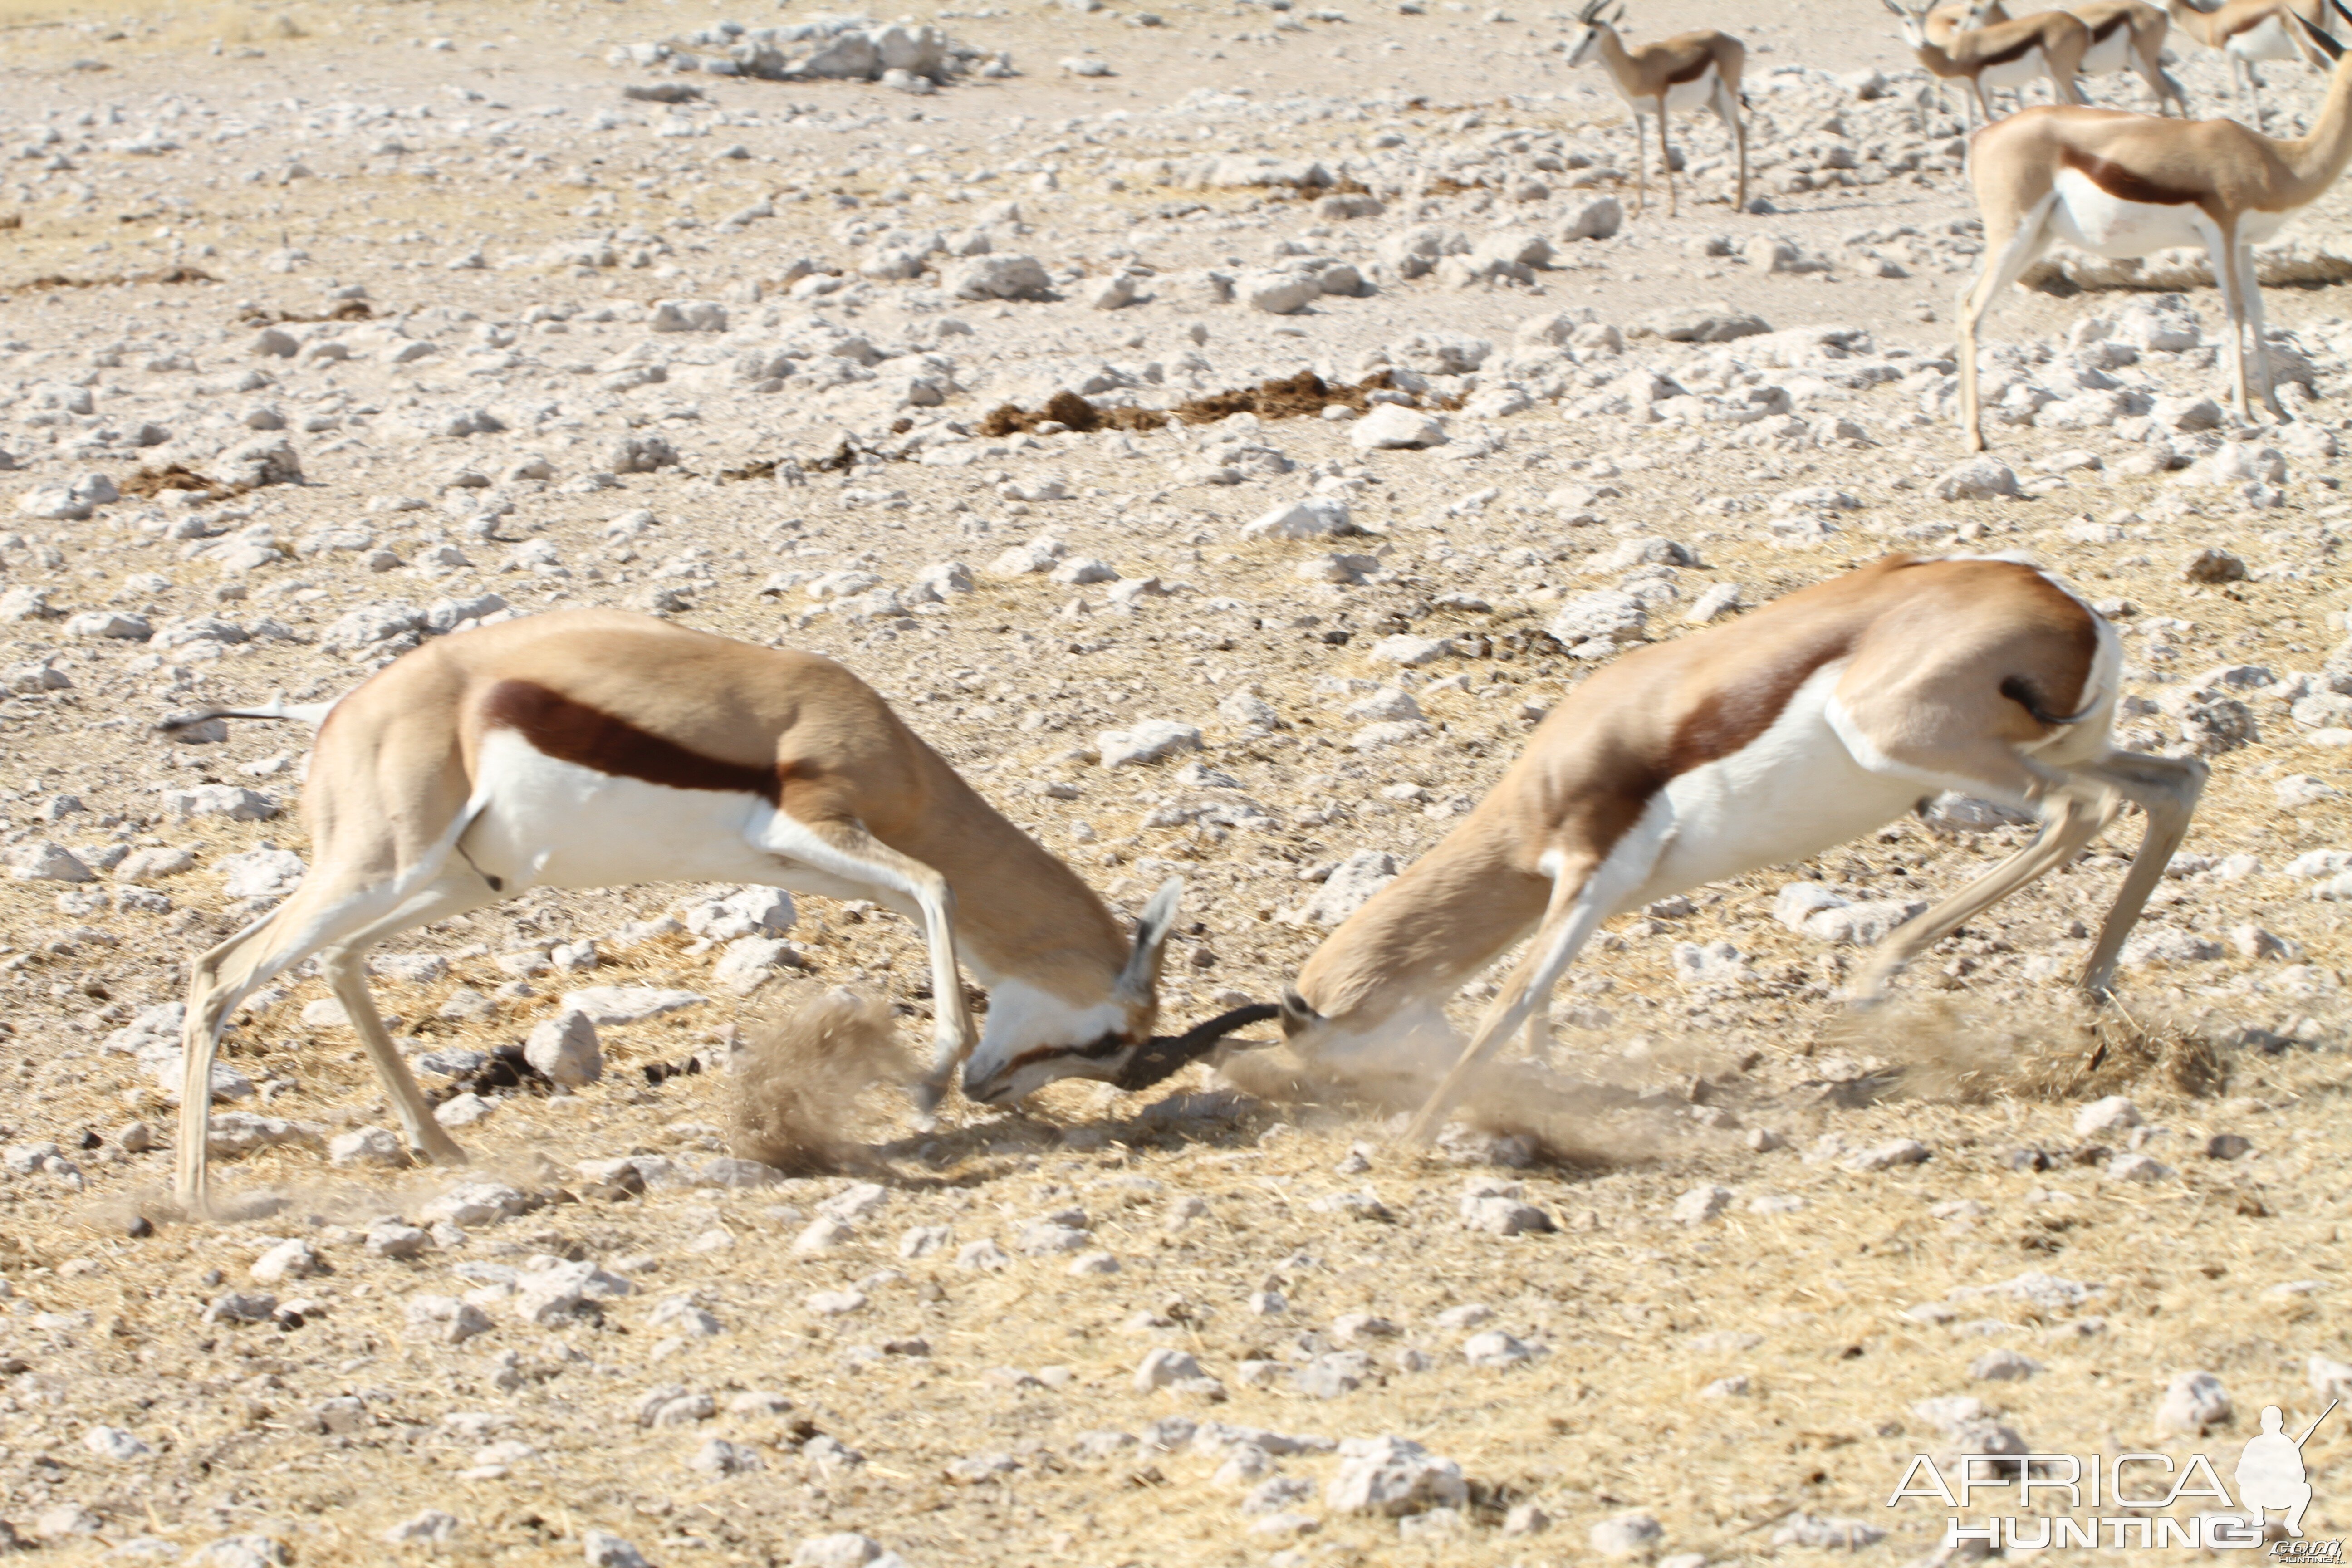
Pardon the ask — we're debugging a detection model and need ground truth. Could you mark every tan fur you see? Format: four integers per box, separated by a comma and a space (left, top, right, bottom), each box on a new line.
1889, 0, 2093, 126
2073, 0, 2190, 111
1568, 10, 1748, 216
2169, 0, 2333, 112
1281, 558, 2208, 1142
171, 611, 1145, 1213
1956, 21, 2352, 447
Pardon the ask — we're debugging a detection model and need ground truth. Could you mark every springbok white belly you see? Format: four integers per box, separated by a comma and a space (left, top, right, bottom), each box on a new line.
2052, 167, 2211, 255
2227, 13, 2299, 60
461, 728, 892, 909
1661, 66, 1720, 112
1978, 47, 2053, 90
1612, 662, 1930, 914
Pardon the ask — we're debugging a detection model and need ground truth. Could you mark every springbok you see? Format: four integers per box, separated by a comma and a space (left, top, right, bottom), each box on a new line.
1954, 0, 2352, 447
2168, 0, 2333, 121
1933, 1, 2187, 114
1268, 555, 2205, 1142
2077, 0, 2193, 112
1887, 0, 2093, 127
1565, 0, 1749, 216
160, 609, 1264, 1213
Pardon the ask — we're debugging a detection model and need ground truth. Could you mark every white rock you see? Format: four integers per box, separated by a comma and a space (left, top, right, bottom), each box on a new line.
524, 1009, 602, 1087
1367, 634, 1452, 667
1588, 1511, 1664, 1560
1932, 457, 2022, 502
1134, 1346, 1212, 1391
2073, 1096, 2141, 1137
2156, 1370, 2230, 1434
1350, 404, 1449, 451
83, 1426, 151, 1461
1672, 1185, 1733, 1225
1298, 849, 1397, 926
250, 1239, 323, 1284
1242, 495, 1356, 539
1098, 719, 1202, 768
559, 986, 706, 1024
582, 1531, 652, 1568
1325, 1436, 1468, 1516
328, 1127, 405, 1168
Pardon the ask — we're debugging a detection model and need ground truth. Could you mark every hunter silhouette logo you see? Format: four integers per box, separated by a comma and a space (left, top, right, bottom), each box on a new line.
2240, 1403, 2336, 1544
1888, 1398, 2342, 1555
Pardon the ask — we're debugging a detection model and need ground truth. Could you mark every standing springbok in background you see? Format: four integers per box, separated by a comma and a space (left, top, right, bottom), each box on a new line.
1888, 0, 2092, 127
1934, 1, 2187, 114
1565, 0, 1749, 216
1955, 0, 2352, 447
160, 610, 1263, 1214
2168, 0, 2331, 123
1271, 556, 2205, 1142
2075, 0, 2194, 111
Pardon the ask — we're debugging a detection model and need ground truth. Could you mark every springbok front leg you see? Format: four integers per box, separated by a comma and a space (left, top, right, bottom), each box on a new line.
2073, 751, 2208, 994
1403, 853, 1616, 1143
1656, 100, 1680, 215
1847, 785, 2117, 1002
753, 810, 977, 1115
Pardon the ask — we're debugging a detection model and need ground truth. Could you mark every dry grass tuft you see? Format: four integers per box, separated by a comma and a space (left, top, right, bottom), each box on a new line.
727, 986, 915, 1174
1822, 993, 2230, 1106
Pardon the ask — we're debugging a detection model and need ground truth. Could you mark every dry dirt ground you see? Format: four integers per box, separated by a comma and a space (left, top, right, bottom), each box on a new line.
3, 0, 2352, 1564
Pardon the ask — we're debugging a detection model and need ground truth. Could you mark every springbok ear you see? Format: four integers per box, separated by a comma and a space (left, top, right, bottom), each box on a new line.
1116, 877, 1183, 1004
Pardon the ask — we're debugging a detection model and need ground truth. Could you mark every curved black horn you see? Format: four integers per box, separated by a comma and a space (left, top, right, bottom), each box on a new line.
1115, 1003, 1281, 1092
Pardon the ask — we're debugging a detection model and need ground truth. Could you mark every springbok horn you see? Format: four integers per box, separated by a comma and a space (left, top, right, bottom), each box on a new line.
2291, 5, 2343, 61
1115, 1002, 1281, 1092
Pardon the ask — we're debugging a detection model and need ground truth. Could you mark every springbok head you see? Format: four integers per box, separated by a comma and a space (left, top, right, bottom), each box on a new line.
959, 879, 1279, 1106
1568, 0, 1626, 68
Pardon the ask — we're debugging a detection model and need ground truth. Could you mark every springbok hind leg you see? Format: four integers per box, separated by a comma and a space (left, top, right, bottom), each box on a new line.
1402, 866, 1606, 1144
2073, 751, 2208, 996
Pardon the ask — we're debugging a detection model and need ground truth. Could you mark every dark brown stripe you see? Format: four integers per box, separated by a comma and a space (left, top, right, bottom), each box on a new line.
1666, 52, 1714, 83
2091, 11, 2132, 40
1665, 644, 1851, 775
2059, 142, 2200, 204
1976, 32, 2042, 65
481, 679, 782, 802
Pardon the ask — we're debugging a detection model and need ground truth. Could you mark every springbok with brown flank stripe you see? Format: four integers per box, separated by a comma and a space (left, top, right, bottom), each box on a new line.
1887, 0, 2093, 128
1566, 0, 1749, 216
1955, 0, 2352, 448
158, 609, 1266, 1214
2168, 0, 2332, 122
1932, 1, 2188, 115
1268, 556, 2206, 1143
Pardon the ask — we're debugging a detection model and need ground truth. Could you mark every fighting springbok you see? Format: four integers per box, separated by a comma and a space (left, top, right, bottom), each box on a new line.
1565, 0, 1749, 216
1888, 0, 2092, 127
161, 609, 1264, 1212
1955, 0, 2352, 447
2168, 0, 2332, 122
1269, 555, 2204, 1142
